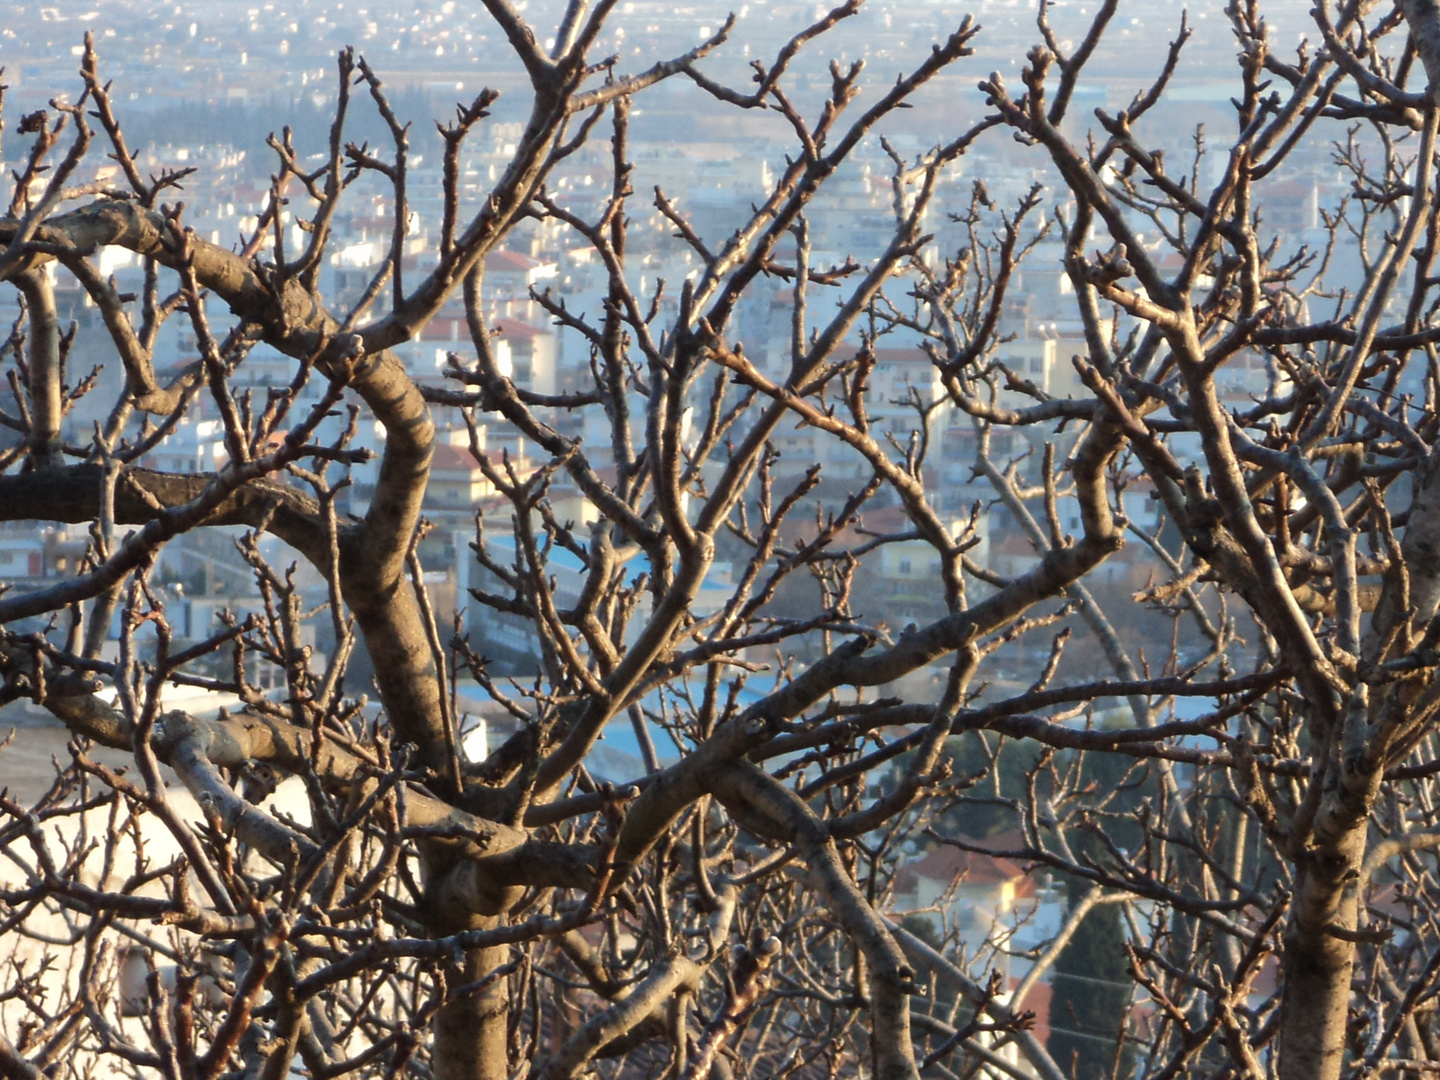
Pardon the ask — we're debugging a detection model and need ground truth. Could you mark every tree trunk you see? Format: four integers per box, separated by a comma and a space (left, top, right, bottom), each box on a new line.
14, 270, 63, 472
1278, 826, 1365, 1080
433, 937, 510, 1080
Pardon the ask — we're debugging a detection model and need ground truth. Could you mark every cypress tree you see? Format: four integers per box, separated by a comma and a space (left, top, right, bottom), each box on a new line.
1047, 888, 1134, 1080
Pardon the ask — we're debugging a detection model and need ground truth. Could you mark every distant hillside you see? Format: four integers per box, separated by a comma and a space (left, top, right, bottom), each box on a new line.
120, 87, 451, 159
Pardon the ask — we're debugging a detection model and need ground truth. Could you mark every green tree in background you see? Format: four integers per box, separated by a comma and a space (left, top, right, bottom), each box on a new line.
1049, 883, 1134, 1080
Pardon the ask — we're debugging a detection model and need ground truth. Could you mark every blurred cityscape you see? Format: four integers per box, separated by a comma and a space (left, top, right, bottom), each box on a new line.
0, 0, 1373, 1048
0, 0, 1373, 683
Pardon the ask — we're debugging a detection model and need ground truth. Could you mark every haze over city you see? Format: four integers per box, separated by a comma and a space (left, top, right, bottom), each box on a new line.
2, 2, 1434, 1078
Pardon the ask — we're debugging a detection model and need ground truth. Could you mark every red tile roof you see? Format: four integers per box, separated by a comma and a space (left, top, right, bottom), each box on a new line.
904, 843, 1034, 891
431, 443, 482, 472
486, 249, 548, 272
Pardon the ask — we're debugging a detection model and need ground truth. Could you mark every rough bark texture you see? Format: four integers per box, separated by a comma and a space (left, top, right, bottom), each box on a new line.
7, 5, 1440, 1080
